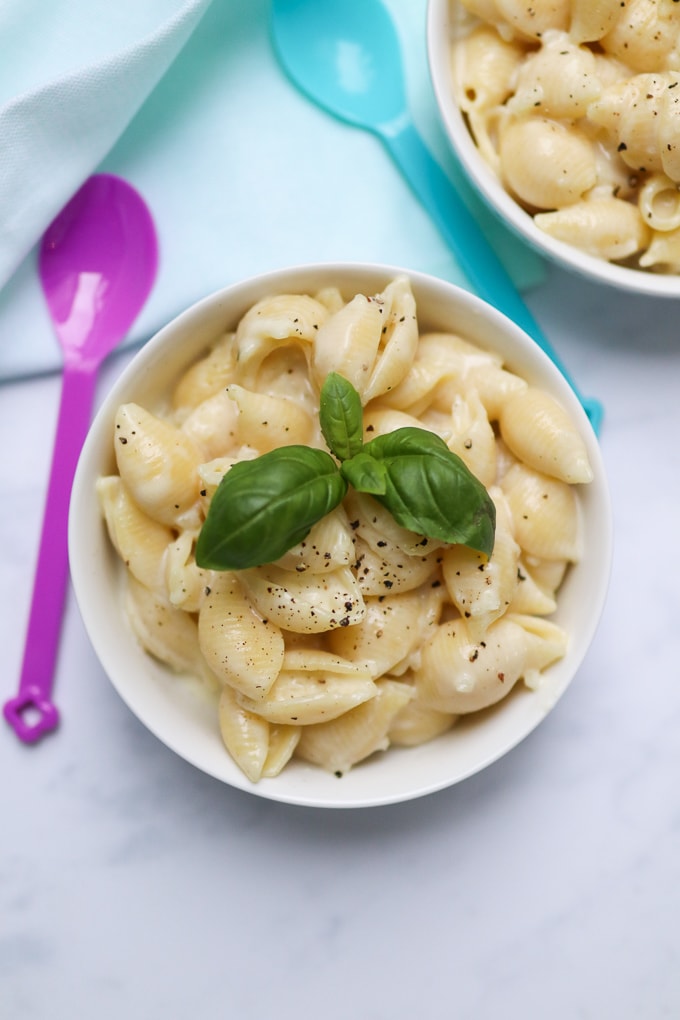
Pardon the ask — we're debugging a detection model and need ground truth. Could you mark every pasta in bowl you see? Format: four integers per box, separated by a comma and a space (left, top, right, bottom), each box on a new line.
427, 0, 680, 297
69, 264, 611, 808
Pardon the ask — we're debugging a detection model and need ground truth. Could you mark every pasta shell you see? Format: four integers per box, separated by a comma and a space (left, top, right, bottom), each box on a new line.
311, 292, 383, 398
508, 32, 601, 119
346, 490, 447, 557
507, 558, 558, 615
388, 695, 456, 747
534, 198, 651, 261
501, 462, 583, 562
164, 530, 211, 613
273, 506, 355, 574
180, 390, 240, 460
96, 476, 172, 593
500, 118, 597, 210
326, 584, 444, 678
639, 225, 680, 270
362, 276, 419, 403
218, 684, 270, 783
234, 293, 329, 385
225, 383, 314, 452
453, 25, 524, 113
294, 679, 413, 774
498, 386, 593, 483
414, 613, 566, 714
495, 0, 569, 40
114, 403, 203, 528
125, 574, 209, 683
237, 564, 366, 633
198, 572, 285, 699
237, 663, 377, 726
171, 331, 236, 415
262, 725, 301, 778
446, 389, 497, 488
600, 1, 680, 73
442, 486, 520, 641
638, 173, 680, 232
570, 0, 622, 43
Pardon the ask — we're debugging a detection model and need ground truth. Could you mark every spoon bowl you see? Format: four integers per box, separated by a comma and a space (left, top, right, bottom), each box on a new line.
3, 174, 158, 743
270, 0, 602, 433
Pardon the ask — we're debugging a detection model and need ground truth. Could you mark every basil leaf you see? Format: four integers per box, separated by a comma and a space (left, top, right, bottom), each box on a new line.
340, 450, 387, 495
195, 446, 347, 570
319, 372, 364, 462
360, 427, 496, 556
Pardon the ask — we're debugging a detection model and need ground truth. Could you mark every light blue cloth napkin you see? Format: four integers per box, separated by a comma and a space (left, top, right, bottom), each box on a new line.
0, 0, 544, 381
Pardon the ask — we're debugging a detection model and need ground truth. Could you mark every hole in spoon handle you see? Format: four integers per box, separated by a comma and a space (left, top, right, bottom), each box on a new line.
4, 691, 60, 743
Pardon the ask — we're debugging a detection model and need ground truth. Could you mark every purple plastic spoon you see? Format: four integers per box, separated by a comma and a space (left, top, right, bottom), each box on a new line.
4, 173, 158, 743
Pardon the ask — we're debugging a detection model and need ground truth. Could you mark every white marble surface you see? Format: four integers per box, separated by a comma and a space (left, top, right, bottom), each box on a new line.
2, 262, 680, 1019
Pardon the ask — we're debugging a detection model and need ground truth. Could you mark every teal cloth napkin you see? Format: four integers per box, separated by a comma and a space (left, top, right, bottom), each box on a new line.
0, 0, 544, 381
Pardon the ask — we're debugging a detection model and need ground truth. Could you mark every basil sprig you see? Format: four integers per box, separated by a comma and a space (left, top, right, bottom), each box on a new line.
196, 372, 495, 571
341, 427, 496, 554
195, 446, 346, 570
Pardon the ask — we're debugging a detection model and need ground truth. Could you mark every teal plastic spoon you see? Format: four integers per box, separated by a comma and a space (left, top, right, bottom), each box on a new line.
3, 174, 158, 743
270, 0, 603, 433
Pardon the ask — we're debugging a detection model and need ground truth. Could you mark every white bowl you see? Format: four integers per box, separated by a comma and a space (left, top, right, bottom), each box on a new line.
427, 0, 680, 299
69, 263, 612, 808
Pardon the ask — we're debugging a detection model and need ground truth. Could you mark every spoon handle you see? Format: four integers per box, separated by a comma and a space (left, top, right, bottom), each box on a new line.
4, 362, 98, 742
380, 121, 603, 434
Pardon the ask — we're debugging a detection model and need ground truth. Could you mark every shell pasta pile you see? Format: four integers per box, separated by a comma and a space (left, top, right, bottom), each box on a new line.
97, 276, 592, 781
451, 0, 680, 271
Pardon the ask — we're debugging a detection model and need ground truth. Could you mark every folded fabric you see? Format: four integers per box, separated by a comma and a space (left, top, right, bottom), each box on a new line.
0, 0, 544, 382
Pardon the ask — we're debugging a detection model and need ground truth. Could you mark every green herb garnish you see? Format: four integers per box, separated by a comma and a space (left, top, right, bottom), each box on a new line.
196, 372, 495, 571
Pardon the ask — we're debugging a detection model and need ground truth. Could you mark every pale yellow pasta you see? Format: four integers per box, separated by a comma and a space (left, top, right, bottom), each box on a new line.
414, 613, 567, 714
326, 584, 444, 679
495, 0, 569, 40
179, 389, 240, 460
236, 652, 377, 726
588, 73, 680, 180
534, 197, 652, 261
273, 506, 355, 575
639, 226, 680, 270
500, 118, 598, 210
600, 0, 680, 73
225, 383, 315, 452
198, 572, 285, 699
125, 575, 211, 684
441, 487, 520, 642
450, 2, 680, 271
238, 564, 365, 633
164, 530, 210, 612
114, 403, 203, 528
507, 31, 601, 119
295, 679, 413, 774
96, 476, 172, 594
171, 331, 236, 415
501, 462, 583, 561
453, 25, 524, 113
638, 174, 680, 233
217, 686, 301, 783
99, 277, 592, 781
498, 386, 594, 483
569, 0, 622, 44
445, 389, 497, 488
388, 696, 457, 747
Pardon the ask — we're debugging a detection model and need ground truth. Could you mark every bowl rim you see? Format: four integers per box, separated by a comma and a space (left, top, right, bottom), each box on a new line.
69, 261, 613, 808
425, 0, 680, 299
